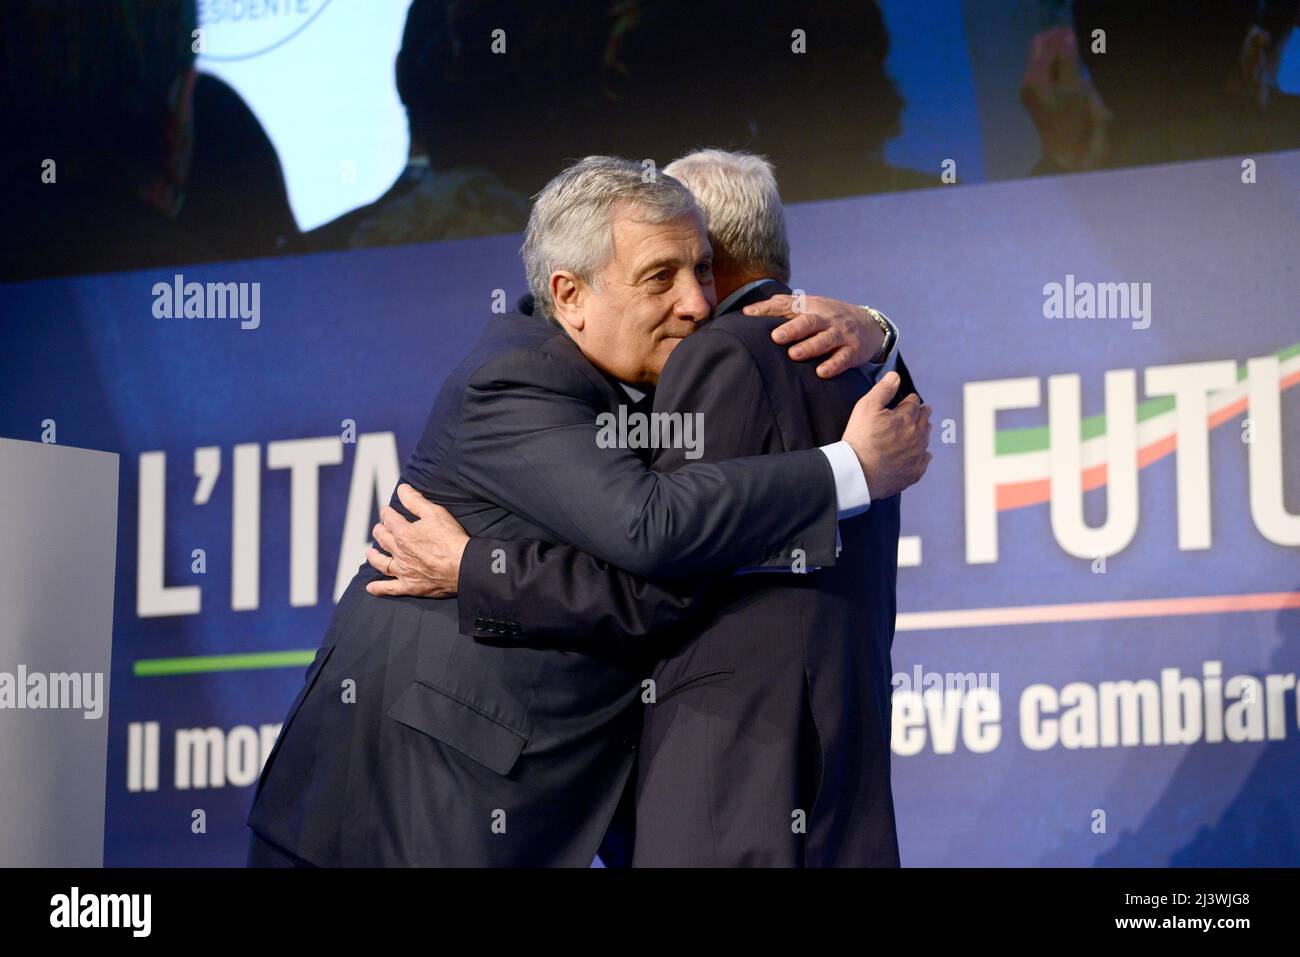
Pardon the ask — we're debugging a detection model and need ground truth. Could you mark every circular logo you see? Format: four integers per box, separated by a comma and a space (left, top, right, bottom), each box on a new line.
195, 0, 333, 62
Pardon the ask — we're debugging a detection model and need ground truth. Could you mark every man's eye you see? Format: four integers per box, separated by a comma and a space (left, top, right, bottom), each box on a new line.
651, 269, 673, 283
696, 262, 714, 279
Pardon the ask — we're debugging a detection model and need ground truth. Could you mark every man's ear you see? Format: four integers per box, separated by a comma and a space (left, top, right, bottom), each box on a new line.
550, 271, 585, 332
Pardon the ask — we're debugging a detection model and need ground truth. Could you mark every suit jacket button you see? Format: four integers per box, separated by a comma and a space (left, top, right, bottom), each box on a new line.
509, 623, 521, 636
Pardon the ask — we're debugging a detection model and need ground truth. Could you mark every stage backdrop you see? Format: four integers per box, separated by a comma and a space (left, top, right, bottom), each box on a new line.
1, 150, 1296, 867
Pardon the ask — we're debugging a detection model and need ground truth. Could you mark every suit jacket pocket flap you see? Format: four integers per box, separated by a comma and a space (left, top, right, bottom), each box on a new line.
658, 668, 736, 702
387, 681, 527, 776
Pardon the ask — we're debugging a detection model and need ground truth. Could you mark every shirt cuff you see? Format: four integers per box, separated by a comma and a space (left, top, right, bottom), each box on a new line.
862, 310, 900, 382
819, 441, 871, 519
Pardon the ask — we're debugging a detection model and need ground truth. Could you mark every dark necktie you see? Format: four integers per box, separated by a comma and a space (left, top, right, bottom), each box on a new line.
625, 390, 655, 465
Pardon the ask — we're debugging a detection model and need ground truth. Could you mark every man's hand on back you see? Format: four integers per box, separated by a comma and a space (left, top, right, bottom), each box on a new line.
741, 294, 886, 379
842, 371, 932, 499
366, 484, 468, 597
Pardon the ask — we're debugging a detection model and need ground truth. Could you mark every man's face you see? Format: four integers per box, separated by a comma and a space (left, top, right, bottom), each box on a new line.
554, 208, 715, 385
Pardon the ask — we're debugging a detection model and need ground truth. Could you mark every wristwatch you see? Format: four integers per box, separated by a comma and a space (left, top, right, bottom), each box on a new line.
864, 306, 895, 364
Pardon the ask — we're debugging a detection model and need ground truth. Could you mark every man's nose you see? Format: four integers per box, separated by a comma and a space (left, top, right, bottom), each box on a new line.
676, 277, 713, 323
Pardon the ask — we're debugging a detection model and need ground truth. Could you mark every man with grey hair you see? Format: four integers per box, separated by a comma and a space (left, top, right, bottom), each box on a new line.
246, 155, 928, 867
664, 149, 792, 287
664, 148, 918, 397
389, 149, 925, 866
633, 148, 919, 865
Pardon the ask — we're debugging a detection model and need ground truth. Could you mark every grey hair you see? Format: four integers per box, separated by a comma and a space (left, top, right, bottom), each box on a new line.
663, 148, 790, 283
522, 156, 702, 321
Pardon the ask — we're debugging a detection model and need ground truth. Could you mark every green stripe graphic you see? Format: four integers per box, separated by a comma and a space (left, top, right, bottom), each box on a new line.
133, 650, 316, 677
994, 342, 1300, 456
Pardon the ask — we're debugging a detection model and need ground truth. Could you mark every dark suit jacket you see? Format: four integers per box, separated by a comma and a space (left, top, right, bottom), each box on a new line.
633, 281, 902, 866
458, 281, 906, 866
246, 307, 841, 866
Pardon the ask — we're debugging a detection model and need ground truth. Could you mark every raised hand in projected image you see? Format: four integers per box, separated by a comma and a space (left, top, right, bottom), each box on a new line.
1020, 26, 1113, 173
